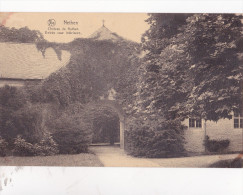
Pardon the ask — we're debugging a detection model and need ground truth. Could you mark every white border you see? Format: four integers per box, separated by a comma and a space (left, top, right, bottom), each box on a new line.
0, 1, 242, 195
0, 0, 242, 13
0, 167, 243, 195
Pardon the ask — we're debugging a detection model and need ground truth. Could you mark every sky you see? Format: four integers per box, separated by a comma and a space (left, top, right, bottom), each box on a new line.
0, 12, 150, 43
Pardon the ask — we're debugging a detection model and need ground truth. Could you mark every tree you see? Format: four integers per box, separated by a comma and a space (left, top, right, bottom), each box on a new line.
141, 14, 192, 73
139, 13, 243, 121
0, 26, 44, 43
182, 14, 243, 121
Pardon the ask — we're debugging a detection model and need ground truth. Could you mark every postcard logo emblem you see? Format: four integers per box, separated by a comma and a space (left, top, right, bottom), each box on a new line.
47, 19, 56, 27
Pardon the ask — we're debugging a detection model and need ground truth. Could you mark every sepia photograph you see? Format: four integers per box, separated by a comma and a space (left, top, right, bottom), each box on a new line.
0, 0, 242, 194
0, 12, 242, 170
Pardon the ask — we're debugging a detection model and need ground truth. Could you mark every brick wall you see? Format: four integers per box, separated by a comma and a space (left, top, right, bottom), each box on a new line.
183, 118, 243, 153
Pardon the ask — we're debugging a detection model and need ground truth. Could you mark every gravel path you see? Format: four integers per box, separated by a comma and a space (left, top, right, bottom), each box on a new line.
90, 146, 241, 167
90, 146, 159, 167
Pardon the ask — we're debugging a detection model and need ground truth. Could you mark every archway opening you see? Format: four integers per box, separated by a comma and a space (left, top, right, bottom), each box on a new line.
87, 100, 125, 149
91, 106, 120, 145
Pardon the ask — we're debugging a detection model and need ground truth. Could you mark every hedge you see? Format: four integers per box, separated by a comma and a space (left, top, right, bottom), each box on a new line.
125, 119, 186, 158
49, 113, 93, 154
204, 136, 230, 153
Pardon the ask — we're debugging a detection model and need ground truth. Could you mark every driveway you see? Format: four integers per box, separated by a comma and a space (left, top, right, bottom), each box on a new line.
90, 145, 241, 167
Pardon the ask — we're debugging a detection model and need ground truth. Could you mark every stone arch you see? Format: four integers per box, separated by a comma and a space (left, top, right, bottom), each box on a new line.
95, 100, 125, 149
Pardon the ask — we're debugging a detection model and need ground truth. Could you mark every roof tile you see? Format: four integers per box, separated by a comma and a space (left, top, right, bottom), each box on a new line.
0, 42, 70, 79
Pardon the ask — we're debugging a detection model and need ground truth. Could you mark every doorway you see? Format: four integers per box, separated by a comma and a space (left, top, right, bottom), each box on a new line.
91, 106, 120, 146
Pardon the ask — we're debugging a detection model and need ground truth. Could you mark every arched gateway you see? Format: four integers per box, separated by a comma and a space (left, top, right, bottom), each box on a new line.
97, 99, 125, 149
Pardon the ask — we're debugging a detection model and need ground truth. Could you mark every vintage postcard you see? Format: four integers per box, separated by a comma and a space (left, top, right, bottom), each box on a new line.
0, 12, 242, 169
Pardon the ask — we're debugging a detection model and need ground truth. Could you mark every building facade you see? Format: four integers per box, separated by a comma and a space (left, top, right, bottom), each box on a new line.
183, 115, 243, 154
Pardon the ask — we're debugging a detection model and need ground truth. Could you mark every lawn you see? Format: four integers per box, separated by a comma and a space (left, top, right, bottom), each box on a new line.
208, 157, 243, 168
0, 153, 103, 166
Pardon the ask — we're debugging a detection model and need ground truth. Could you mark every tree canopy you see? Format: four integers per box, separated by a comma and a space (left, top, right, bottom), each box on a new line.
137, 13, 243, 121
0, 26, 44, 43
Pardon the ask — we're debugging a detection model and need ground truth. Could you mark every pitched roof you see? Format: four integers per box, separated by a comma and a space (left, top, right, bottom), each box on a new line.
88, 26, 124, 42
0, 42, 70, 80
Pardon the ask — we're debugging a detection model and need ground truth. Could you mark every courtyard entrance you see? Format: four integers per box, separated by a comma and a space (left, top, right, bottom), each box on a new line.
90, 100, 125, 149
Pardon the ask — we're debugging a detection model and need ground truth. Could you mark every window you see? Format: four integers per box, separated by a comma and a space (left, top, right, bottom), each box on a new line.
189, 118, 202, 128
233, 111, 243, 128
234, 119, 239, 128
189, 119, 195, 127
196, 120, 202, 128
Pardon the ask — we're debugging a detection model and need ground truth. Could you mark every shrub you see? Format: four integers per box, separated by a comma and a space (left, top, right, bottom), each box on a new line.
13, 134, 59, 156
209, 157, 243, 168
0, 85, 27, 110
52, 131, 90, 154
0, 85, 28, 142
11, 104, 45, 143
125, 118, 186, 158
33, 132, 59, 156
204, 136, 230, 153
0, 137, 8, 157
49, 113, 93, 154
0, 102, 46, 144
13, 135, 35, 156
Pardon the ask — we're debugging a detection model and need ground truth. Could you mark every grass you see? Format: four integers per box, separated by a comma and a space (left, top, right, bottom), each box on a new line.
209, 154, 243, 168
0, 152, 103, 166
